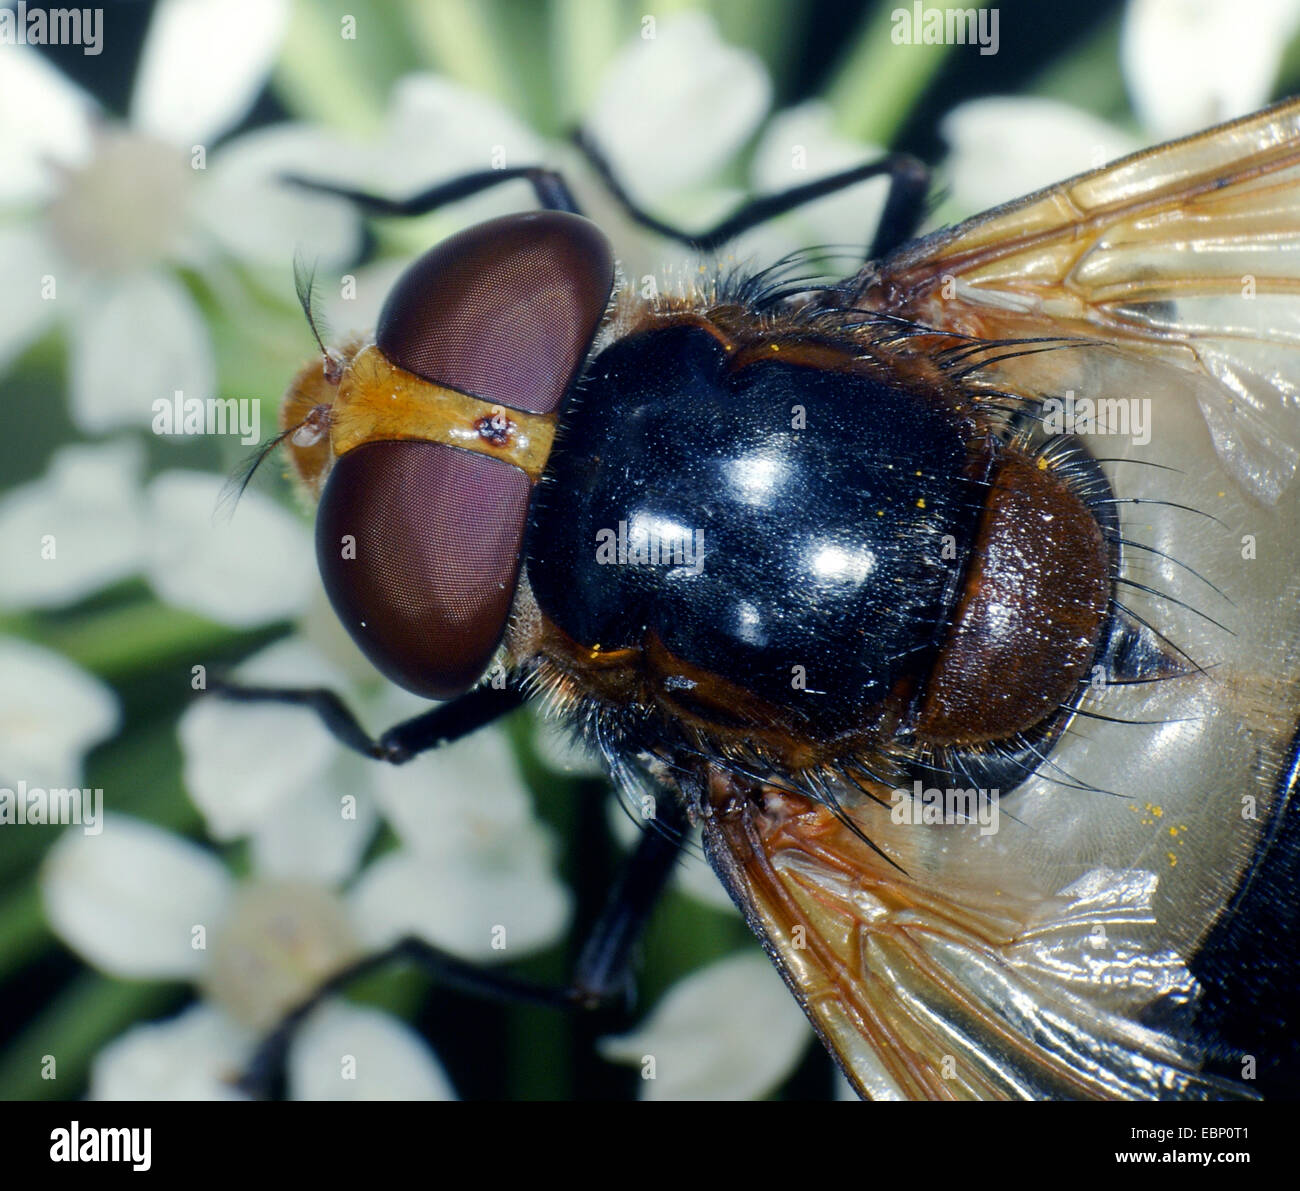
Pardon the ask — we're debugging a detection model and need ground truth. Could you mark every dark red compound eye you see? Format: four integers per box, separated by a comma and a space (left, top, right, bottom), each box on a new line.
317, 211, 615, 699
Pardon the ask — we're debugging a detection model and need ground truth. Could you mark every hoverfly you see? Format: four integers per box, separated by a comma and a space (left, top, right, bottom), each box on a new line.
221, 97, 1300, 1100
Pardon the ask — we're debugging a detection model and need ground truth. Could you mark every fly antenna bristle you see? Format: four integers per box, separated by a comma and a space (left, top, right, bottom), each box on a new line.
216, 404, 332, 519
293, 253, 338, 377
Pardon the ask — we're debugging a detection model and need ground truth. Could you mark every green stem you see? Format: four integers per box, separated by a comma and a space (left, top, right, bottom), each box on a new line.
709, 0, 798, 95
826, 3, 956, 144
0, 886, 48, 977
550, 0, 627, 125
20, 602, 255, 682
405, 0, 528, 121
273, 0, 391, 135
1028, 11, 1127, 118
0, 973, 183, 1100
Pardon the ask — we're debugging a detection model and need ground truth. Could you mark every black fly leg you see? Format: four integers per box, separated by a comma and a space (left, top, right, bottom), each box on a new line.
235, 794, 687, 1099
282, 165, 586, 216
207, 678, 526, 764
571, 127, 930, 260
285, 139, 929, 260
206, 679, 687, 1097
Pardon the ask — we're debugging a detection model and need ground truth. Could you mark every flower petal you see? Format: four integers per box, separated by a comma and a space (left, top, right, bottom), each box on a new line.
287, 1000, 456, 1100
744, 100, 888, 269
0, 636, 118, 789
69, 270, 215, 434
249, 767, 377, 884
367, 726, 533, 859
349, 843, 571, 961
192, 123, 362, 269
1122, 0, 1300, 140
143, 469, 316, 627
0, 46, 95, 204
41, 815, 233, 979
0, 225, 60, 374
0, 439, 147, 609
178, 636, 348, 839
90, 1004, 252, 1100
130, 0, 289, 146
371, 73, 546, 195
585, 12, 771, 204
939, 98, 1139, 216
599, 951, 812, 1100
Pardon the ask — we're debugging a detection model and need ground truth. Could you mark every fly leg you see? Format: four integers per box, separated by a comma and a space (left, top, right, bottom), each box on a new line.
281, 164, 586, 216
206, 678, 686, 1098
570, 127, 930, 260
284, 142, 929, 260
234, 793, 685, 1099
207, 677, 525, 763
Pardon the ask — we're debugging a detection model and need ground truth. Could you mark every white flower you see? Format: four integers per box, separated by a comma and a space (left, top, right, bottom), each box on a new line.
294, 11, 789, 299
744, 100, 891, 272
1121, 0, 1300, 140
350, 726, 572, 960
584, 11, 771, 208
42, 815, 231, 980
41, 814, 457, 1100
600, 951, 813, 1100
179, 633, 571, 957
939, 98, 1141, 218
0, 440, 148, 609
0, 636, 119, 789
0, 447, 318, 624
90, 1005, 252, 1101
940, 0, 1300, 215
142, 470, 317, 628
0, 0, 360, 432
178, 635, 364, 851
285, 1001, 457, 1101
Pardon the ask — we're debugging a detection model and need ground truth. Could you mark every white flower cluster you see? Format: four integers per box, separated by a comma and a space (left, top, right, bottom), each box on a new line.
9, 0, 1290, 1103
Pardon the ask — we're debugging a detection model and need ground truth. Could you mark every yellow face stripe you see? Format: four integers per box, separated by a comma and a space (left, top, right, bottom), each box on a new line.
330, 344, 558, 481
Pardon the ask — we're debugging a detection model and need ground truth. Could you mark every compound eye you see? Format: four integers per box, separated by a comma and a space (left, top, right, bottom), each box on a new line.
316, 440, 531, 700
376, 210, 615, 413
318, 212, 614, 700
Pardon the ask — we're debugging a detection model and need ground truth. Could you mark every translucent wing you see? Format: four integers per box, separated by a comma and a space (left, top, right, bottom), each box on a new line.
700, 771, 1274, 1100
689, 100, 1300, 1100
850, 96, 1300, 504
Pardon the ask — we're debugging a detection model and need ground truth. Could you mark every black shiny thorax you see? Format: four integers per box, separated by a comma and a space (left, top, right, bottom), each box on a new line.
527, 324, 981, 726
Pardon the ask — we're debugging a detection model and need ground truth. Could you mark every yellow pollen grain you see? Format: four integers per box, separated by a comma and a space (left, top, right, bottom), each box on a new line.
916, 497, 926, 509
1037, 456, 1048, 470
